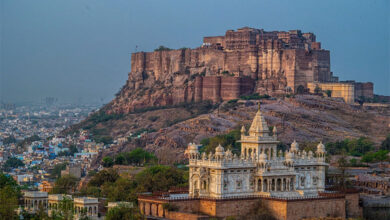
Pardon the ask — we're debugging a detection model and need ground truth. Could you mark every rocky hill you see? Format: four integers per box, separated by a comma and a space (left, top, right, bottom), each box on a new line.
65, 27, 386, 165
66, 95, 389, 165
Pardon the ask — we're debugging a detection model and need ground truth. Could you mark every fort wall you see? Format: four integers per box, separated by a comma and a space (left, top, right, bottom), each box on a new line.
110, 27, 374, 113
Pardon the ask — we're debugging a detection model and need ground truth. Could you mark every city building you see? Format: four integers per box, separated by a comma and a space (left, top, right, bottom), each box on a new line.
24, 191, 48, 213
73, 197, 99, 219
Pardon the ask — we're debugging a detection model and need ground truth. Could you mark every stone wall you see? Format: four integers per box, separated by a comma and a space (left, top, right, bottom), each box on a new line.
354, 82, 374, 99
108, 27, 372, 113
139, 194, 363, 220
283, 198, 346, 220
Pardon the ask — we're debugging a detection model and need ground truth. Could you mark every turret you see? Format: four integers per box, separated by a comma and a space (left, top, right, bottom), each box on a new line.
290, 140, 299, 153
185, 142, 199, 160
316, 141, 326, 160
241, 125, 246, 138
215, 144, 225, 160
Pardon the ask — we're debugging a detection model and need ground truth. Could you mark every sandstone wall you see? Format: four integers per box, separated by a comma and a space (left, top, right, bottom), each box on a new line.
283, 198, 346, 220
139, 194, 362, 220
354, 82, 374, 99
108, 27, 352, 114
345, 193, 363, 218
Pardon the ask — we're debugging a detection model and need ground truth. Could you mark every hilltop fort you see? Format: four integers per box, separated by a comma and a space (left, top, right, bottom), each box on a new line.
108, 27, 373, 113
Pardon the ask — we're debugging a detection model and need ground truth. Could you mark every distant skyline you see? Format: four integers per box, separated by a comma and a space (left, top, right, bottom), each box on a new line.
1, 0, 389, 104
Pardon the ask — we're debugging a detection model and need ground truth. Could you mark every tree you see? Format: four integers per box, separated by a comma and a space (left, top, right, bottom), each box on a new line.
0, 173, 20, 219
296, 85, 305, 94
50, 162, 68, 179
134, 165, 188, 193
51, 175, 78, 194
50, 197, 75, 220
200, 129, 241, 155
2, 135, 16, 144
380, 134, 390, 150
114, 154, 125, 165
125, 148, 157, 165
154, 45, 171, 51
314, 85, 321, 94
88, 169, 119, 187
106, 205, 142, 220
337, 152, 348, 191
325, 90, 332, 97
2, 157, 24, 171
102, 157, 114, 167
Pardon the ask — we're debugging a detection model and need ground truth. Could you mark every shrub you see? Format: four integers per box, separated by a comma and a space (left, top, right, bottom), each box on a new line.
147, 116, 159, 122
154, 45, 172, 51
240, 93, 270, 100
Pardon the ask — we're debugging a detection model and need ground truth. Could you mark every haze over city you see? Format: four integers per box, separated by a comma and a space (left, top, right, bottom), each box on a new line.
1, 0, 389, 104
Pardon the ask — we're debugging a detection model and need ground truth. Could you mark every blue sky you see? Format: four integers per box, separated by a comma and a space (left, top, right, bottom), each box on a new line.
1, 0, 389, 104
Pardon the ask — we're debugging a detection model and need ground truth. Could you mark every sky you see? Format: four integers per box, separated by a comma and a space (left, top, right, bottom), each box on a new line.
1, 0, 389, 104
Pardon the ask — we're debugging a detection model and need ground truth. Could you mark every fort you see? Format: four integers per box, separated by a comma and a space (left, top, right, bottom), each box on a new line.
110, 27, 373, 112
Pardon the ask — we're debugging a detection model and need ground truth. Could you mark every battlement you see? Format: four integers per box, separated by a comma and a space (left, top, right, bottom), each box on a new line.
203, 27, 319, 51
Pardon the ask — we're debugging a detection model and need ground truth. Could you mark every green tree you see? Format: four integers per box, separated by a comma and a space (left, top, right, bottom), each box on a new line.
114, 154, 126, 165
102, 157, 114, 167
380, 134, 390, 150
134, 165, 188, 193
200, 129, 241, 155
314, 85, 321, 94
51, 175, 78, 194
2, 157, 24, 171
88, 169, 119, 187
124, 148, 157, 165
325, 90, 332, 97
50, 197, 75, 220
50, 162, 68, 179
337, 152, 348, 191
0, 185, 19, 219
106, 204, 142, 220
0, 173, 20, 219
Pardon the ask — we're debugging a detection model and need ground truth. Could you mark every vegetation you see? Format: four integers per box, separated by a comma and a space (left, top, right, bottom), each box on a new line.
51, 175, 79, 194
81, 165, 188, 203
325, 90, 332, 97
0, 173, 20, 219
2, 157, 24, 171
48, 197, 75, 220
147, 115, 159, 122
361, 150, 389, 163
380, 134, 390, 150
200, 129, 241, 155
221, 70, 235, 76
105, 204, 142, 220
103, 148, 157, 167
102, 156, 115, 168
240, 93, 270, 100
325, 137, 373, 156
134, 165, 188, 193
221, 99, 240, 111
154, 45, 172, 51
50, 162, 68, 179
2, 135, 16, 144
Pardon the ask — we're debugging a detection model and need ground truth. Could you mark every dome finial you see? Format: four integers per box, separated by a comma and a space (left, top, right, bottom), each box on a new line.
258, 101, 261, 112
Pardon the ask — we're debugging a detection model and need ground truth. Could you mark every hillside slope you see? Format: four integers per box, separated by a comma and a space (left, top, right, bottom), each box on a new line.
67, 95, 390, 165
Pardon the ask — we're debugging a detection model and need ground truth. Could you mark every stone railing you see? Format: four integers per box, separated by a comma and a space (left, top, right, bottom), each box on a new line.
138, 192, 345, 202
